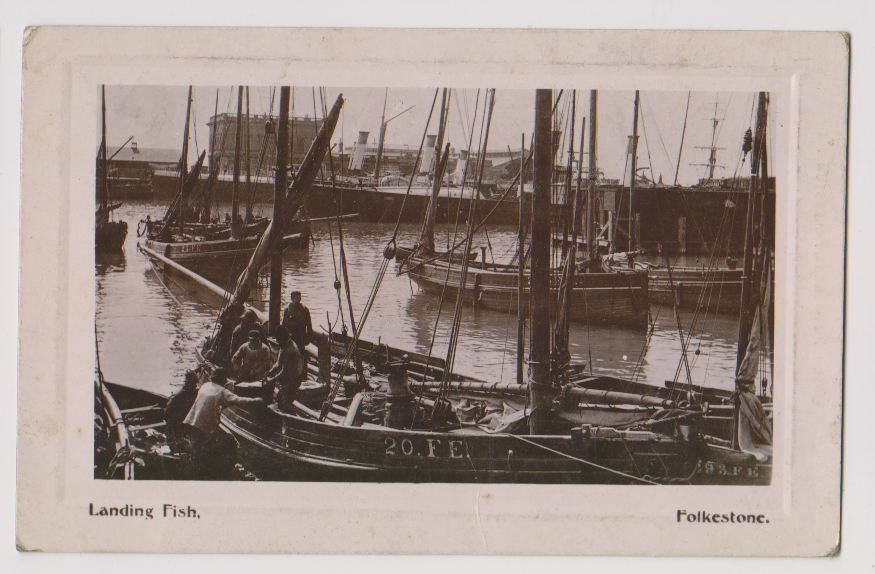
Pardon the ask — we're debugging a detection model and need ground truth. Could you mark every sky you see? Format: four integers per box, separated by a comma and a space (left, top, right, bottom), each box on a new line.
102, 85, 772, 187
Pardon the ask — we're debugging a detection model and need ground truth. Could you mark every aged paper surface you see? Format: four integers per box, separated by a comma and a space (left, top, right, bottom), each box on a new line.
17, 27, 846, 555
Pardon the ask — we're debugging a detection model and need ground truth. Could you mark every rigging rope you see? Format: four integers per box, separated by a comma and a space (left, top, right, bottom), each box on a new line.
319, 89, 441, 420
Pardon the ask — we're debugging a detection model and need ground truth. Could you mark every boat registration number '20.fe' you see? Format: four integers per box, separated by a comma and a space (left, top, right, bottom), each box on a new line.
383, 435, 467, 459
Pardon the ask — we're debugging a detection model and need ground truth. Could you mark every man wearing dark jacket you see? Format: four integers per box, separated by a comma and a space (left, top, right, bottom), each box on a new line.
266, 327, 305, 412
281, 291, 312, 359
164, 370, 199, 439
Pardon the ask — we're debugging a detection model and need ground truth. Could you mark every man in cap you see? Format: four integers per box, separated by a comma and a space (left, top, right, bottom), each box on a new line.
231, 329, 273, 382
281, 291, 312, 361
230, 308, 262, 358
182, 368, 264, 462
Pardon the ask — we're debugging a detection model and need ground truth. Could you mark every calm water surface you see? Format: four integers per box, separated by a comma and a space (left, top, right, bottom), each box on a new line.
96, 200, 740, 397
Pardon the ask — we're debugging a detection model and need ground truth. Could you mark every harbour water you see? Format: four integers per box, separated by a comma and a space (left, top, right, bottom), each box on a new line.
96, 200, 741, 397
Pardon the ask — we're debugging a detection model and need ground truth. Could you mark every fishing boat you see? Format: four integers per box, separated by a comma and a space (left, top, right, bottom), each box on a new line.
603, 252, 743, 313
142, 86, 309, 264
95, 86, 128, 252
175, 88, 714, 485
397, 89, 650, 328
94, 378, 181, 480
143, 88, 773, 486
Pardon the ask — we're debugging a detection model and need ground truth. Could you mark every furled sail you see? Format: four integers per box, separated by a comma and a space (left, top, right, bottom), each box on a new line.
734, 257, 773, 459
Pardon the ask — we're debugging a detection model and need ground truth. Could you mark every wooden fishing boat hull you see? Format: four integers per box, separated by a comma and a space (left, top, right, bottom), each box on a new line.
143, 231, 307, 263
94, 381, 179, 479
95, 380, 246, 480
646, 267, 742, 314
221, 402, 697, 484
95, 220, 128, 252
143, 218, 269, 242
401, 256, 650, 327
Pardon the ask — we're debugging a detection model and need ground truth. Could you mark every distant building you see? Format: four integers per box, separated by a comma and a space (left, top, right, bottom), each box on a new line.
207, 113, 321, 176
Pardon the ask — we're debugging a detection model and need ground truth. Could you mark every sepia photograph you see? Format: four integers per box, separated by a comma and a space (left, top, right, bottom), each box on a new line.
17, 27, 848, 556
95, 84, 775, 485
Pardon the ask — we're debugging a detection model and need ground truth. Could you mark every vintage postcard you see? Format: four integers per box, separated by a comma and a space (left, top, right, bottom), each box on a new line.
17, 27, 847, 555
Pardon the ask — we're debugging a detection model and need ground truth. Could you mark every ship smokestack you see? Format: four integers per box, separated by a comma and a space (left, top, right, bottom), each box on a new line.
420, 135, 437, 175
348, 130, 370, 172
452, 149, 468, 186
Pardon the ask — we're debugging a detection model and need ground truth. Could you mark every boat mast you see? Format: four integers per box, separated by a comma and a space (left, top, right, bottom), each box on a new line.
586, 90, 599, 262
231, 86, 243, 238
177, 86, 193, 237
420, 88, 450, 254
516, 132, 526, 386
554, 91, 577, 371
736, 92, 768, 372
374, 88, 388, 182
98, 85, 109, 220
214, 95, 343, 342
203, 89, 220, 223
270, 86, 291, 333
528, 89, 554, 435
628, 90, 640, 252
673, 92, 691, 186
245, 86, 252, 223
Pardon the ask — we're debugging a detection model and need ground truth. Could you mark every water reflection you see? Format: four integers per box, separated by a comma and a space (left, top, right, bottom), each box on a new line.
95, 200, 741, 397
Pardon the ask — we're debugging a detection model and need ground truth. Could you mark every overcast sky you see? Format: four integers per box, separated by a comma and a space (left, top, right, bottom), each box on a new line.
102, 85, 773, 187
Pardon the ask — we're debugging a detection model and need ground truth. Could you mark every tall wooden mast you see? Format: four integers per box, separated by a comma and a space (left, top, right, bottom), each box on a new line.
374, 88, 388, 182
98, 85, 109, 219
586, 90, 599, 262
245, 86, 252, 223
270, 87, 291, 333
628, 90, 640, 252
736, 92, 768, 373
231, 86, 243, 238
214, 95, 343, 341
419, 88, 450, 254
554, 91, 576, 368
178, 86, 193, 237
528, 89, 554, 435
516, 132, 526, 387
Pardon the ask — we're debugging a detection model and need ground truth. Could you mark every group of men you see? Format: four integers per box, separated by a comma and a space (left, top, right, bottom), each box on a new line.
163, 291, 314, 462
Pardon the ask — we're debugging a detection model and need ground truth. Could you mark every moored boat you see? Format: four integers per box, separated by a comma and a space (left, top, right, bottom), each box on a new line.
95, 87, 128, 252
140, 87, 773, 487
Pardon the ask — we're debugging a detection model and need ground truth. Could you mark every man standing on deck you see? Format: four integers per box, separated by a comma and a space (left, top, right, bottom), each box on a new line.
231, 330, 272, 382
267, 327, 305, 412
281, 291, 312, 360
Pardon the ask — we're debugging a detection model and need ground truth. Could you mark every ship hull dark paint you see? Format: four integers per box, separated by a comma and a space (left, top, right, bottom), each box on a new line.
154, 171, 770, 256
96, 221, 128, 252
604, 260, 743, 314
220, 403, 697, 484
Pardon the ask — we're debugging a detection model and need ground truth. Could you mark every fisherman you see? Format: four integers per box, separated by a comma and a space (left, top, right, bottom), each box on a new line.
231, 330, 272, 382
182, 367, 264, 473
163, 370, 199, 439
281, 290, 312, 360
266, 327, 305, 412
230, 309, 262, 357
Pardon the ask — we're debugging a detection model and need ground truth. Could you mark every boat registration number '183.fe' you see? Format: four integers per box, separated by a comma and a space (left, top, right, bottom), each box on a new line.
696, 460, 766, 479
384, 436, 467, 459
